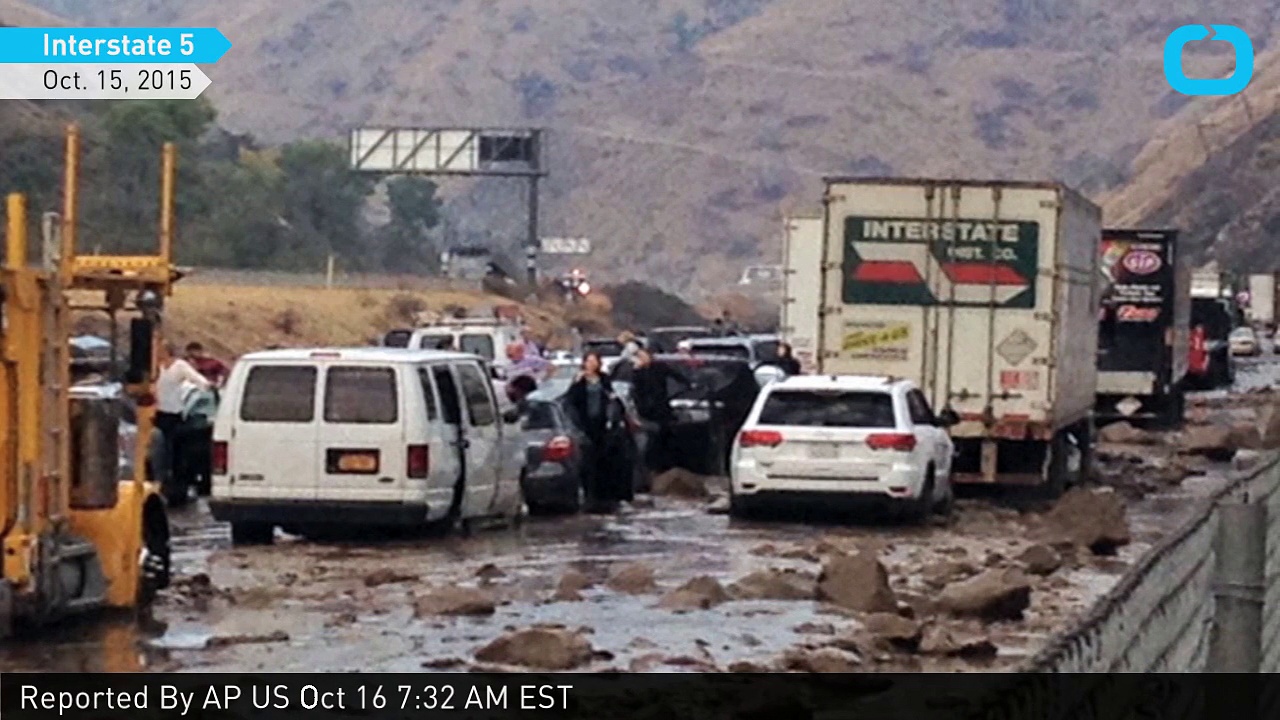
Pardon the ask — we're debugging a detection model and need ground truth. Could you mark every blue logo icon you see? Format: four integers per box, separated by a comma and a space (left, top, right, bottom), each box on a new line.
1164, 24, 1253, 96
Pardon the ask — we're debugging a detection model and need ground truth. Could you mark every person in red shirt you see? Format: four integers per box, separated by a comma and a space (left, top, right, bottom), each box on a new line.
184, 342, 230, 387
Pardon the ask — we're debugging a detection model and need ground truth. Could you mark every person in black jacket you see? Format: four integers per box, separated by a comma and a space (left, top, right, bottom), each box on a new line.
769, 342, 802, 375
564, 352, 631, 513
630, 348, 690, 475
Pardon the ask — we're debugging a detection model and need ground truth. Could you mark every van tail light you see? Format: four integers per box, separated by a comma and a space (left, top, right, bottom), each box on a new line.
542, 436, 573, 462
211, 441, 228, 475
407, 445, 430, 478
866, 433, 917, 452
739, 429, 783, 448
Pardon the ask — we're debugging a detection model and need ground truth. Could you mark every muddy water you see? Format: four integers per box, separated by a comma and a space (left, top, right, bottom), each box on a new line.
0, 359, 1272, 673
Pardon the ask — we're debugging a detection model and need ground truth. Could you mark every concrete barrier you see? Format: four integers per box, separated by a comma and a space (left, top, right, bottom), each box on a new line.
178, 267, 479, 293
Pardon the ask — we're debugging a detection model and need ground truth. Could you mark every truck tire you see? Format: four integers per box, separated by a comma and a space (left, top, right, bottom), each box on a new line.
230, 522, 273, 545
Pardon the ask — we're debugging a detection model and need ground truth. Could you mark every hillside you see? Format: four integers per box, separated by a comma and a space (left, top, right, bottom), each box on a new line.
24, 0, 1280, 290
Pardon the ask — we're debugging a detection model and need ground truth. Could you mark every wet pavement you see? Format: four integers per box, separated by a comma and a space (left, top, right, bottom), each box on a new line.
0, 353, 1274, 674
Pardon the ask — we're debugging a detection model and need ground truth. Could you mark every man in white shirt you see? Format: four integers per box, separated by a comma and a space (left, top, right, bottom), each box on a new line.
155, 343, 210, 489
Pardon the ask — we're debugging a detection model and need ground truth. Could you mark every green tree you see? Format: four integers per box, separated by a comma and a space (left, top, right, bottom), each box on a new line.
86, 98, 218, 253
378, 175, 443, 271
277, 140, 373, 266
184, 156, 289, 268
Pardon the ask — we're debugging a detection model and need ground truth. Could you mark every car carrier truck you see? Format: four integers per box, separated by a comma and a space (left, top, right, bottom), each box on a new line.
816, 178, 1101, 495
780, 215, 823, 374
1095, 229, 1190, 429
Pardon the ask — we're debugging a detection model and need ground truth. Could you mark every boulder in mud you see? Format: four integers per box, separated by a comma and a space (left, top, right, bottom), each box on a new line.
606, 562, 657, 594
729, 569, 817, 601
816, 552, 898, 613
1178, 425, 1237, 461
862, 612, 922, 652
205, 630, 289, 648
658, 576, 730, 611
937, 568, 1031, 621
651, 468, 712, 499
363, 569, 419, 588
1229, 422, 1264, 451
781, 646, 863, 673
1256, 403, 1280, 448
1098, 421, 1158, 446
474, 627, 594, 670
1017, 544, 1062, 576
413, 586, 497, 617
1040, 487, 1131, 556
919, 623, 997, 658
919, 559, 980, 589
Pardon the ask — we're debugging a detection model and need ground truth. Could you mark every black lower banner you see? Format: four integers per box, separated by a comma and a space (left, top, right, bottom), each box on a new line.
0, 673, 1269, 720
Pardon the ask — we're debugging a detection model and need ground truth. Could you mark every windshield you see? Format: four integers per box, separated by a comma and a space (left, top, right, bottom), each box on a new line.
584, 340, 624, 357
383, 330, 413, 348
522, 401, 560, 430
757, 389, 897, 428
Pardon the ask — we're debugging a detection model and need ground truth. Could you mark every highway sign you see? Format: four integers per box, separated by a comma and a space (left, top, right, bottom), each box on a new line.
540, 237, 592, 254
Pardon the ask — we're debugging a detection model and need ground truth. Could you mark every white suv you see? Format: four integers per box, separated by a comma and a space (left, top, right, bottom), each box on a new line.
729, 375, 954, 522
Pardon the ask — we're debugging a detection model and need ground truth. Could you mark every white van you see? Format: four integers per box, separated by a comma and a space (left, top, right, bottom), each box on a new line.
208, 348, 525, 544
382, 321, 524, 375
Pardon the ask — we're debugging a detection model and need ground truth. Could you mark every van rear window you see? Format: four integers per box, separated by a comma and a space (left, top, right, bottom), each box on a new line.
383, 330, 412, 348
757, 390, 896, 428
324, 367, 398, 424
240, 366, 317, 422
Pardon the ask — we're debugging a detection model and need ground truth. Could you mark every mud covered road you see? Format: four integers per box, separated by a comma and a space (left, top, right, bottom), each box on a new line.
0, 355, 1275, 674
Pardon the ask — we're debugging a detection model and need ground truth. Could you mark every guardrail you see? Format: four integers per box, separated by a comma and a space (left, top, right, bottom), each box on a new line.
177, 267, 480, 293
965, 454, 1280, 717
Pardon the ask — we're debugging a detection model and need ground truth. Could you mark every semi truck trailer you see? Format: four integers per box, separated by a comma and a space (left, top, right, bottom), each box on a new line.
779, 215, 823, 374
816, 178, 1101, 495
1095, 229, 1190, 429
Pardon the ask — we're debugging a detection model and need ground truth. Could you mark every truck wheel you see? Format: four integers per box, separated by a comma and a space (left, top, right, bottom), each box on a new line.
230, 522, 273, 546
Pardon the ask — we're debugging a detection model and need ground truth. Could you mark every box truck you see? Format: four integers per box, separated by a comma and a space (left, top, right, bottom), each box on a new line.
780, 216, 823, 373
1095, 229, 1190, 429
1245, 273, 1278, 328
817, 178, 1100, 494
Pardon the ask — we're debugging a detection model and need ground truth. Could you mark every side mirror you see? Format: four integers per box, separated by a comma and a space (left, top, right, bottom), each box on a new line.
125, 318, 153, 384
754, 365, 786, 386
936, 409, 961, 428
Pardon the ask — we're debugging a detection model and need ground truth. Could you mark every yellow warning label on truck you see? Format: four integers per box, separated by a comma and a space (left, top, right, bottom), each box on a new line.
841, 323, 910, 360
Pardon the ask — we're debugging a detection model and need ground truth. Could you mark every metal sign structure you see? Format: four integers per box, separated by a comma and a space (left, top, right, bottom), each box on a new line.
539, 237, 592, 255
348, 126, 546, 283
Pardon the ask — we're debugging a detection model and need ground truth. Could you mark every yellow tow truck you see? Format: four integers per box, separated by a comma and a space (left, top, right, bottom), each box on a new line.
0, 124, 180, 636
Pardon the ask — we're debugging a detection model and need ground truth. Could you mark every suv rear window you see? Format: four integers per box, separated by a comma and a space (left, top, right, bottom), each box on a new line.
240, 365, 317, 422
324, 366, 398, 424
757, 390, 897, 428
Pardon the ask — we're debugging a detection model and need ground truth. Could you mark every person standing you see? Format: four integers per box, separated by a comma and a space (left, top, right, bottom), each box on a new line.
505, 342, 555, 382
565, 352, 628, 513
156, 343, 211, 494
769, 342, 802, 375
184, 342, 230, 387
630, 347, 689, 475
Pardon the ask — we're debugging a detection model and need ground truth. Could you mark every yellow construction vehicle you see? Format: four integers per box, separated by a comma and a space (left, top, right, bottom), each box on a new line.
0, 123, 178, 636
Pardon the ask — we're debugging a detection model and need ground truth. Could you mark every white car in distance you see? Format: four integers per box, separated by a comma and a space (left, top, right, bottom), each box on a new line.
729, 375, 955, 523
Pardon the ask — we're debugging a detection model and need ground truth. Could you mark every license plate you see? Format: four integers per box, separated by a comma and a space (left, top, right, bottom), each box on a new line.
335, 452, 378, 473
807, 443, 838, 459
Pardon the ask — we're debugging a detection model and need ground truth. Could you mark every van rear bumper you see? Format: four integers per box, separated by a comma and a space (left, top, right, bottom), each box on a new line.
208, 499, 428, 527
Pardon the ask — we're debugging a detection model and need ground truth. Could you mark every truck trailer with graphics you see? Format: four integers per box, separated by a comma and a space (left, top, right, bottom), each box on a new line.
1095, 229, 1189, 429
816, 178, 1100, 494
780, 215, 823, 374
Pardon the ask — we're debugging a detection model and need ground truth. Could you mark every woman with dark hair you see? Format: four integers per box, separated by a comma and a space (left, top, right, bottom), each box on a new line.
565, 352, 631, 513
771, 342, 802, 375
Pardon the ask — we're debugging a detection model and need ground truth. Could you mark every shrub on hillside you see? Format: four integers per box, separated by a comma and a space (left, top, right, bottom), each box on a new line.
602, 282, 704, 332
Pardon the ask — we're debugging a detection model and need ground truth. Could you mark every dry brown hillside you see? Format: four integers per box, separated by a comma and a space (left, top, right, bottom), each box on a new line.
24, 0, 1280, 287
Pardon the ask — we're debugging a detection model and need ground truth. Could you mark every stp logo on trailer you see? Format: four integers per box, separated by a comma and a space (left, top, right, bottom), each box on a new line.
1121, 250, 1162, 275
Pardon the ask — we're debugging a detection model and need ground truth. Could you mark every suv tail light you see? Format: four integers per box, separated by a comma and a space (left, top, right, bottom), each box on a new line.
407, 445, 430, 478
543, 435, 573, 462
866, 433, 917, 452
739, 429, 783, 448
211, 441, 228, 475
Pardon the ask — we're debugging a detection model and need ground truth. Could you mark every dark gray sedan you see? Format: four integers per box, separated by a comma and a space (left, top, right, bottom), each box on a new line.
518, 397, 590, 515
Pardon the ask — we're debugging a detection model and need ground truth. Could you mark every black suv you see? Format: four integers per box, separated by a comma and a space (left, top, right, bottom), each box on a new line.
611, 354, 762, 476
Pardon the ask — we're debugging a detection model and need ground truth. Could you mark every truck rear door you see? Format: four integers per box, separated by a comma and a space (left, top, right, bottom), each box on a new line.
822, 181, 1062, 430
